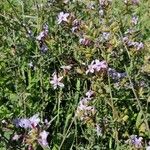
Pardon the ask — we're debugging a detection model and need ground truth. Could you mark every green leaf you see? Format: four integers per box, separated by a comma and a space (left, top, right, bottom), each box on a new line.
136, 110, 143, 129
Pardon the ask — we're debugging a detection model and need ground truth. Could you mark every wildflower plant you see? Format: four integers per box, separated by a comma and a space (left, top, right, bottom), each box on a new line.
0, 0, 150, 149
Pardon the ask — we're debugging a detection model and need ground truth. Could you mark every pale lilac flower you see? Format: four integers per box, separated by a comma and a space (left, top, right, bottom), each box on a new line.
108, 68, 126, 81
85, 90, 94, 98
94, 60, 107, 71
132, 16, 138, 25
126, 41, 144, 50
14, 114, 40, 129
86, 61, 95, 74
125, 29, 135, 35
86, 60, 107, 74
127, 41, 134, 47
132, 0, 139, 5
96, 124, 102, 136
57, 12, 69, 24
50, 72, 64, 89
130, 135, 143, 148
99, 0, 112, 6
80, 97, 92, 105
78, 100, 88, 110
29, 114, 40, 128
79, 38, 85, 44
134, 42, 144, 50
36, 24, 48, 41
123, 36, 129, 43
44, 119, 49, 125
12, 134, 21, 141
87, 1, 95, 9
99, 0, 106, 6
102, 32, 110, 41
72, 19, 80, 27
38, 130, 49, 147
71, 26, 78, 33
18, 118, 31, 129
79, 38, 91, 46
99, 9, 104, 16
40, 43, 48, 53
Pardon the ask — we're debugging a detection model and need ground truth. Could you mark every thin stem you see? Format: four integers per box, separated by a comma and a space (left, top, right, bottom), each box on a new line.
125, 65, 150, 135
59, 116, 75, 150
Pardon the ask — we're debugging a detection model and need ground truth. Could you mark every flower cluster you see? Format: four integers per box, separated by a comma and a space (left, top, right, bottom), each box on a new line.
123, 36, 144, 51
86, 59, 108, 74
124, 0, 140, 5
108, 68, 126, 81
76, 90, 96, 124
13, 114, 49, 149
128, 135, 143, 148
36, 24, 49, 53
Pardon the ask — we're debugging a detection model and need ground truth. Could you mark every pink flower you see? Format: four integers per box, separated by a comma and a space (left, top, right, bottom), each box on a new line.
38, 130, 49, 147
57, 12, 69, 24
50, 72, 64, 89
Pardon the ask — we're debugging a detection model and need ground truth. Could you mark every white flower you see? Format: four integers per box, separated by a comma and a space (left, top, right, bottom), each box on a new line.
28, 62, 33, 68
57, 12, 69, 24
71, 26, 78, 33
50, 72, 64, 89
61, 65, 72, 70
99, 9, 104, 16
63, 0, 69, 3
79, 38, 85, 44
36, 31, 45, 41
86, 61, 95, 74
38, 130, 49, 147
96, 124, 102, 136
102, 32, 110, 41
85, 90, 94, 98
